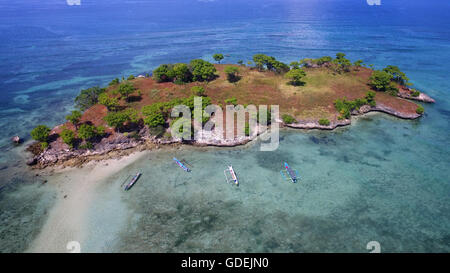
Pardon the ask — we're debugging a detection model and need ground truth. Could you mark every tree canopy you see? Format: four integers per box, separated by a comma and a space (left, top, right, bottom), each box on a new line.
78, 124, 97, 141
60, 129, 76, 148
285, 68, 306, 86
66, 110, 82, 128
252, 54, 290, 74
224, 66, 240, 82
369, 70, 393, 91
74, 86, 105, 111
383, 65, 409, 85
152, 59, 217, 83
31, 125, 51, 143
98, 93, 119, 111
213, 53, 224, 63
117, 82, 135, 100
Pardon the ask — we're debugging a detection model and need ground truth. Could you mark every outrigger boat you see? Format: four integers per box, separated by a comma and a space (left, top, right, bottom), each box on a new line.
173, 157, 191, 172
224, 165, 239, 186
124, 172, 142, 191
280, 162, 299, 183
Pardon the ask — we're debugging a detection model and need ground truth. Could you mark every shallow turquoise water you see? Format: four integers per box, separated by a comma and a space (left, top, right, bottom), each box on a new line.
76, 113, 449, 252
0, 0, 449, 252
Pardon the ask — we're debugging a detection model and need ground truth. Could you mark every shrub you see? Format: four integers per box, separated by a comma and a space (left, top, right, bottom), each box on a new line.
411, 90, 420, 97
285, 68, 306, 86
153, 64, 175, 83
96, 126, 106, 136
74, 86, 105, 111
78, 124, 97, 141
79, 142, 93, 150
282, 114, 296, 124
213, 53, 224, 63
224, 66, 240, 82
98, 93, 119, 111
144, 112, 165, 128
416, 105, 425, 114
127, 75, 135, 81
60, 129, 76, 148
191, 86, 206, 96
41, 142, 49, 150
253, 54, 289, 73
387, 82, 399, 96
369, 70, 392, 91
31, 125, 51, 143
117, 82, 135, 100
173, 63, 193, 83
225, 97, 237, 106
383, 65, 409, 85
319, 118, 330, 126
66, 110, 82, 128
109, 78, 120, 86
190, 59, 217, 81
104, 109, 138, 131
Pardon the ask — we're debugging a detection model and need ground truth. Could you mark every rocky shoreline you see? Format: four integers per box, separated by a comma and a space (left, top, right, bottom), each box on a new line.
27, 98, 430, 169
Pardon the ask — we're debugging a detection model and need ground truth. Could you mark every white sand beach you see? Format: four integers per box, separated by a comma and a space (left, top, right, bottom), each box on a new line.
26, 151, 147, 253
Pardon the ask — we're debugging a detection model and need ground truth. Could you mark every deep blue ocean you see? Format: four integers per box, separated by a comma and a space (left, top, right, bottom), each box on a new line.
0, 0, 449, 252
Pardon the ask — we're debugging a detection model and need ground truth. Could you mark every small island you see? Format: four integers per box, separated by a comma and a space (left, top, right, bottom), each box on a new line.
26, 53, 435, 168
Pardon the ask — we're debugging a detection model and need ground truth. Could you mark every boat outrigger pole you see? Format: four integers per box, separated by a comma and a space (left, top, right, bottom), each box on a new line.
173, 157, 191, 172
224, 165, 239, 186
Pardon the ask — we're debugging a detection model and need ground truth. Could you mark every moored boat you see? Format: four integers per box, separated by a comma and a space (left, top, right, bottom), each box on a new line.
124, 172, 142, 191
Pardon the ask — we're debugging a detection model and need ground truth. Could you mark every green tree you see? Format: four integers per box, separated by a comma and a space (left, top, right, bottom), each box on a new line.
60, 129, 76, 148
98, 93, 119, 111
31, 125, 51, 143
285, 68, 306, 86
103, 109, 139, 131
365, 91, 377, 106
78, 124, 97, 141
152, 64, 175, 82
336, 52, 346, 60
127, 75, 135, 81
332, 53, 352, 73
104, 112, 128, 131
369, 70, 392, 91
74, 86, 105, 111
353, 60, 364, 69
117, 82, 135, 101
318, 118, 330, 126
109, 78, 120, 86
237, 60, 244, 66
190, 59, 217, 81
416, 105, 424, 114
213, 53, 224, 64
282, 114, 296, 124
66, 110, 82, 129
224, 66, 240, 82
290, 61, 300, 69
144, 112, 165, 128
172, 63, 192, 83
191, 86, 206, 96
383, 65, 409, 85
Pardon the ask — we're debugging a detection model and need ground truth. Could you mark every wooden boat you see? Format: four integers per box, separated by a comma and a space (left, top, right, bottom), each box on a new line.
173, 157, 191, 172
124, 172, 141, 191
224, 165, 239, 186
280, 162, 299, 183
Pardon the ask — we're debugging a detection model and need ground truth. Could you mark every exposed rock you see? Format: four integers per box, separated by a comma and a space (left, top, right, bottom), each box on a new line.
26, 157, 37, 166
11, 136, 21, 144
